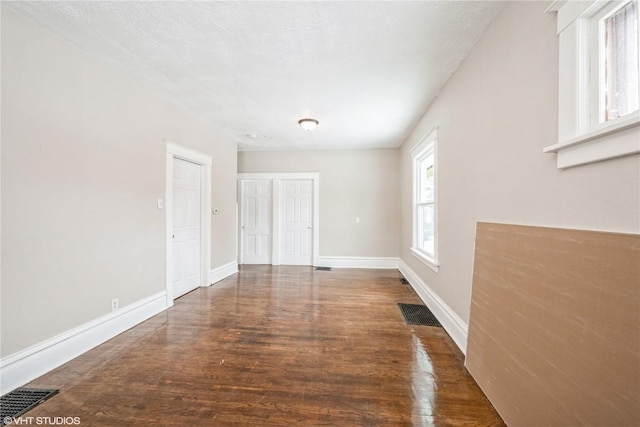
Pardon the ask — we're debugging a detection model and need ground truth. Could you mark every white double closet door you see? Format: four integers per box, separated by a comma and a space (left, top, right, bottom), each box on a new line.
241, 178, 314, 266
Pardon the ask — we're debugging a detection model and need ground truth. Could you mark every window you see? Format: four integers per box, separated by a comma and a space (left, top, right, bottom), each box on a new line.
545, 0, 640, 169
589, 0, 639, 128
411, 128, 438, 272
601, 1, 639, 122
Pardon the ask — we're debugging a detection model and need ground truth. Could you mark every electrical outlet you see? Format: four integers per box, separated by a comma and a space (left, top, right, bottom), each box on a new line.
111, 298, 119, 312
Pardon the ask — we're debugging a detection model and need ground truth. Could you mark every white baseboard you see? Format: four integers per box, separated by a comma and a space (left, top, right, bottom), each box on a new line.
399, 259, 469, 354
208, 260, 238, 284
315, 256, 399, 269
0, 291, 167, 395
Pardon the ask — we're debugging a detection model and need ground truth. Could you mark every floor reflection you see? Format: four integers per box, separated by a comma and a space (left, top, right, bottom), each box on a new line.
23, 265, 504, 426
412, 334, 436, 425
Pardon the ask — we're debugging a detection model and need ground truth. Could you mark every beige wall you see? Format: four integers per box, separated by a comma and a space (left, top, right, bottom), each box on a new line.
1, 7, 237, 357
238, 149, 400, 257
399, 1, 640, 325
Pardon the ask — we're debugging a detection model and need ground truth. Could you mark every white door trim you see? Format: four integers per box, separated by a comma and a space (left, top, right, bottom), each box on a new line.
237, 172, 319, 266
166, 141, 212, 307
236, 179, 242, 264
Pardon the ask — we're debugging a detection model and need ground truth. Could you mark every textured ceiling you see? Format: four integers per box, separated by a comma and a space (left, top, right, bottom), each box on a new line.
6, 1, 503, 151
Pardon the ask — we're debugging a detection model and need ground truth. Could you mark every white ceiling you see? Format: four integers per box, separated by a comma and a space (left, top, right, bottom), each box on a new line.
6, 1, 503, 151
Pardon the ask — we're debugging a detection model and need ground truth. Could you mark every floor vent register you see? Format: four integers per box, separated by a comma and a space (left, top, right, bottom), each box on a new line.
0, 388, 59, 425
397, 303, 442, 327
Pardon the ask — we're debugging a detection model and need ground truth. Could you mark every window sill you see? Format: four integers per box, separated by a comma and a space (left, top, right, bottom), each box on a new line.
543, 115, 640, 169
410, 247, 439, 273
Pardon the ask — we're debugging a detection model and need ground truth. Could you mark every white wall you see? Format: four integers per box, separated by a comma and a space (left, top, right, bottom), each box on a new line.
400, 1, 640, 325
238, 149, 400, 258
1, 7, 237, 357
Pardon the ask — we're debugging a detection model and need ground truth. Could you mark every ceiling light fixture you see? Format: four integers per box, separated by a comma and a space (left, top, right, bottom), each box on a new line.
298, 118, 319, 131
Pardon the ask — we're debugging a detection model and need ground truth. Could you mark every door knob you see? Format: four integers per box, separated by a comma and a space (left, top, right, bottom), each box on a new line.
308, 226, 313, 229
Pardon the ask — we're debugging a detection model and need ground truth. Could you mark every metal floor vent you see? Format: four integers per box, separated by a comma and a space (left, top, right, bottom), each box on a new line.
400, 277, 409, 284
398, 303, 442, 327
315, 266, 332, 271
1, 388, 59, 424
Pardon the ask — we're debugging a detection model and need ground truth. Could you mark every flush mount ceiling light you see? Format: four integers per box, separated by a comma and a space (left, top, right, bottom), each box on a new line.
298, 118, 319, 131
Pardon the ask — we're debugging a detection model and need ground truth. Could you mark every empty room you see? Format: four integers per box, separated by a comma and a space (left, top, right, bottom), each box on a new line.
1, 1, 639, 426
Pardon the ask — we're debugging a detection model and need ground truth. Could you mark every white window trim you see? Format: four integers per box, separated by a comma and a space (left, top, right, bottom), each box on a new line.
545, 0, 640, 169
411, 128, 439, 273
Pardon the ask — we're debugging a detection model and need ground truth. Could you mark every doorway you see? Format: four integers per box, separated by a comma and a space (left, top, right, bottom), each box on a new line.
165, 142, 212, 306
172, 158, 201, 298
280, 179, 313, 265
240, 179, 272, 264
238, 173, 319, 266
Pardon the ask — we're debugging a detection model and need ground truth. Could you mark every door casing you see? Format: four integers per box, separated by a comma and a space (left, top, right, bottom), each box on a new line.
237, 173, 319, 266
166, 141, 212, 307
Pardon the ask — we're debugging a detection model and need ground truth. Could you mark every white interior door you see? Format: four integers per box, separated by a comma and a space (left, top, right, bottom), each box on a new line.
241, 180, 272, 264
280, 179, 313, 265
172, 158, 201, 298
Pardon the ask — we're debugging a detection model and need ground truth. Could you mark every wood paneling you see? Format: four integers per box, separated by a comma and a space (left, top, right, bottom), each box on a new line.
467, 222, 640, 426
22, 266, 504, 426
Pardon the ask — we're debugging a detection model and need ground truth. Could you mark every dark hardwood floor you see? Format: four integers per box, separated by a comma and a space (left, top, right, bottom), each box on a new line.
22, 266, 504, 426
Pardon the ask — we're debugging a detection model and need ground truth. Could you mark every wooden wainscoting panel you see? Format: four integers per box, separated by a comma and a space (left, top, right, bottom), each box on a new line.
466, 222, 640, 426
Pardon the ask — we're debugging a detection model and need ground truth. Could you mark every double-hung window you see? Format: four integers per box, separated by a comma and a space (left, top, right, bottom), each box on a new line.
411, 128, 438, 272
545, 0, 640, 168
590, 0, 639, 126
